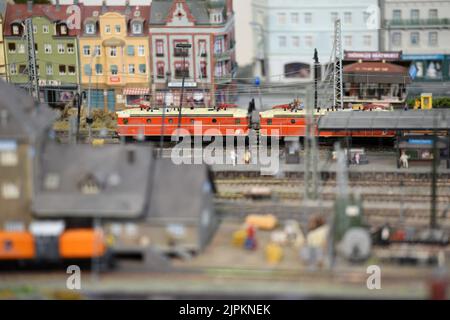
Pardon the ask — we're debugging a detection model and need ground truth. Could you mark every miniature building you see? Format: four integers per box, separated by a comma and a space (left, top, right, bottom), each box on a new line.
0, 79, 57, 231
343, 51, 412, 109
32, 143, 154, 220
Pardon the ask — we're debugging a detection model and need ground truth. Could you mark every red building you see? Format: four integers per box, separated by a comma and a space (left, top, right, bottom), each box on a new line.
149, 0, 236, 107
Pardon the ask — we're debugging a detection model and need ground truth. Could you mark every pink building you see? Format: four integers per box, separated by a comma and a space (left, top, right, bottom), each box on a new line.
149, 0, 236, 107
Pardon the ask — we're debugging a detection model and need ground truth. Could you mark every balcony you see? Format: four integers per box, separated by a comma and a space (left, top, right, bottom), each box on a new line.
385, 18, 450, 28
214, 49, 233, 61
214, 68, 237, 85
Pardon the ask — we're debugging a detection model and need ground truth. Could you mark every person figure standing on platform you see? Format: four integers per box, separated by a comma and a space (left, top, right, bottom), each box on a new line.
400, 151, 410, 169
230, 149, 237, 166
354, 152, 361, 165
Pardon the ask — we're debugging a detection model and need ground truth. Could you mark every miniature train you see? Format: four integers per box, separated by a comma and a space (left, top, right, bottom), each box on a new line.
116, 100, 396, 140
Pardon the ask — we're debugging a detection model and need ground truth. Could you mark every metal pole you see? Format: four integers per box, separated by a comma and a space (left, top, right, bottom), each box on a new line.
431, 112, 439, 229
87, 53, 96, 142
178, 52, 186, 129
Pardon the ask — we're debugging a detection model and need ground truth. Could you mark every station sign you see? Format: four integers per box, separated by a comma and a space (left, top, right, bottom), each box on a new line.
39, 80, 61, 86
344, 51, 401, 61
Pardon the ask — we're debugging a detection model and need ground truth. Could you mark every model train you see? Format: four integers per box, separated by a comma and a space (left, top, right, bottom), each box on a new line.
116, 100, 395, 140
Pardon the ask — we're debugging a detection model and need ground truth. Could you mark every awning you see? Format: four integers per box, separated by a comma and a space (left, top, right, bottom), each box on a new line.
344, 61, 411, 84
123, 88, 150, 95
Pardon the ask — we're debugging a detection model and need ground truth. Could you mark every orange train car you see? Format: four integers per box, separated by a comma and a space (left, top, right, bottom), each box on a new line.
116, 105, 250, 138
259, 107, 396, 138
0, 228, 108, 264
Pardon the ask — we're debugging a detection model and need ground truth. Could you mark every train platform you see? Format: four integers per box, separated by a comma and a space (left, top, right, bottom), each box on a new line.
211, 153, 450, 175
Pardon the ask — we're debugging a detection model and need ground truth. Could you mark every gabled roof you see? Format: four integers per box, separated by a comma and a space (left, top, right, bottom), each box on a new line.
32, 143, 155, 219
81, 5, 151, 36
150, 0, 212, 25
4, 3, 81, 36
146, 160, 213, 223
166, 0, 196, 24
0, 79, 57, 141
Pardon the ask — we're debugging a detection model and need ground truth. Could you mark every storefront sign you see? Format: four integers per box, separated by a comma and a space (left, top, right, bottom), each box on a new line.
110, 76, 121, 83
168, 82, 197, 88
345, 51, 401, 61
39, 80, 61, 86
408, 139, 433, 145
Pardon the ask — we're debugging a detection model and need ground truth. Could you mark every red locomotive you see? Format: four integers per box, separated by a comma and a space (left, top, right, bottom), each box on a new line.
117, 103, 250, 138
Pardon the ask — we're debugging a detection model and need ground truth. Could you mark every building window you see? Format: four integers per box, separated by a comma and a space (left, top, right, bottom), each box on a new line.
19, 65, 26, 74
10, 63, 17, 75
411, 9, 419, 21
363, 35, 372, 47
83, 45, 90, 56
8, 43, 16, 53
12, 24, 20, 35
138, 45, 145, 56
33, 25, 37, 34
331, 12, 338, 23
277, 12, 286, 25
305, 36, 313, 48
429, 9, 438, 20
128, 64, 135, 74
393, 9, 401, 21
2, 183, 20, 200
93, 45, 100, 56
95, 64, 102, 75
292, 36, 300, 48
110, 65, 118, 75
44, 44, 52, 54
59, 65, 66, 75
284, 62, 311, 79
138, 64, 146, 74
84, 64, 91, 76
67, 43, 74, 54
429, 32, 438, 46
344, 12, 352, 24
392, 32, 402, 46
410, 32, 420, 46
174, 41, 189, 56
110, 46, 117, 57
46, 64, 53, 75
34, 43, 38, 53
43, 25, 49, 33
68, 65, 76, 75
0, 150, 18, 167
132, 22, 142, 34
127, 45, 135, 56
105, 25, 111, 33
304, 12, 312, 24
278, 36, 287, 47
344, 35, 352, 47
18, 44, 25, 54
291, 12, 299, 24
59, 24, 68, 35
200, 61, 207, 78
214, 38, 223, 54
156, 40, 164, 56
175, 62, 189, 78
85, 23, 95, 34
198, 40, 207, 57
115, 25, 121, 33
157, 62, 165, 78
57, 44, 65, 54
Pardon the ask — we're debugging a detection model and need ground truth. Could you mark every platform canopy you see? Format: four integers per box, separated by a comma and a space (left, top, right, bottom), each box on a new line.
318, 110, 450, 131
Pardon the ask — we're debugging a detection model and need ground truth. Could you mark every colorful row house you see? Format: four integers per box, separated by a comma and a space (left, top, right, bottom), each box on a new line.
3, 1, 81, 108
150, 0, 237, 107
79, 2, 151, 110
2, 0, 236, 110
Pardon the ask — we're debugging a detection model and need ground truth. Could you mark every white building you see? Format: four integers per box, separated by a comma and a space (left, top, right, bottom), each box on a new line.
381, 0, 450, 82
251, 0, 380, 83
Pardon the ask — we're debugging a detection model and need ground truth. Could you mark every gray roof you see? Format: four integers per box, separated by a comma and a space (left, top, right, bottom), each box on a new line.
32, 143, 154, 219
318, 110, 450, 131
0, 79, 58, 141
150, 0, 216, 25
0, 0, 6, 17
146, 160, 212, 223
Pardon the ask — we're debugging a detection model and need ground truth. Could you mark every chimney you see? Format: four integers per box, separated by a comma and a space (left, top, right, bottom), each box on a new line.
101, 0, 107, 14
125, 0, 131, 14
27, 0, 33, 13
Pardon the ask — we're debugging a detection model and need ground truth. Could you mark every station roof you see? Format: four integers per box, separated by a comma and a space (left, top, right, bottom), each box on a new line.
317, 110, 450, 131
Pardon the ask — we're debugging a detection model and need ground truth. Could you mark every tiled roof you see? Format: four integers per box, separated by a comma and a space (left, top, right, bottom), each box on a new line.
81, 5, 151, 36
4, 3, 81, 36
150, 0, 213, 25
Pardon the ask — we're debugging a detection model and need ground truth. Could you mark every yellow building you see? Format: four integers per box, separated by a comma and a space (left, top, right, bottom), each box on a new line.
80, 3, 151, 110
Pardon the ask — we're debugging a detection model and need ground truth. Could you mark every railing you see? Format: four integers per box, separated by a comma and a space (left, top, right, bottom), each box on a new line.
385, 18, 450, 27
